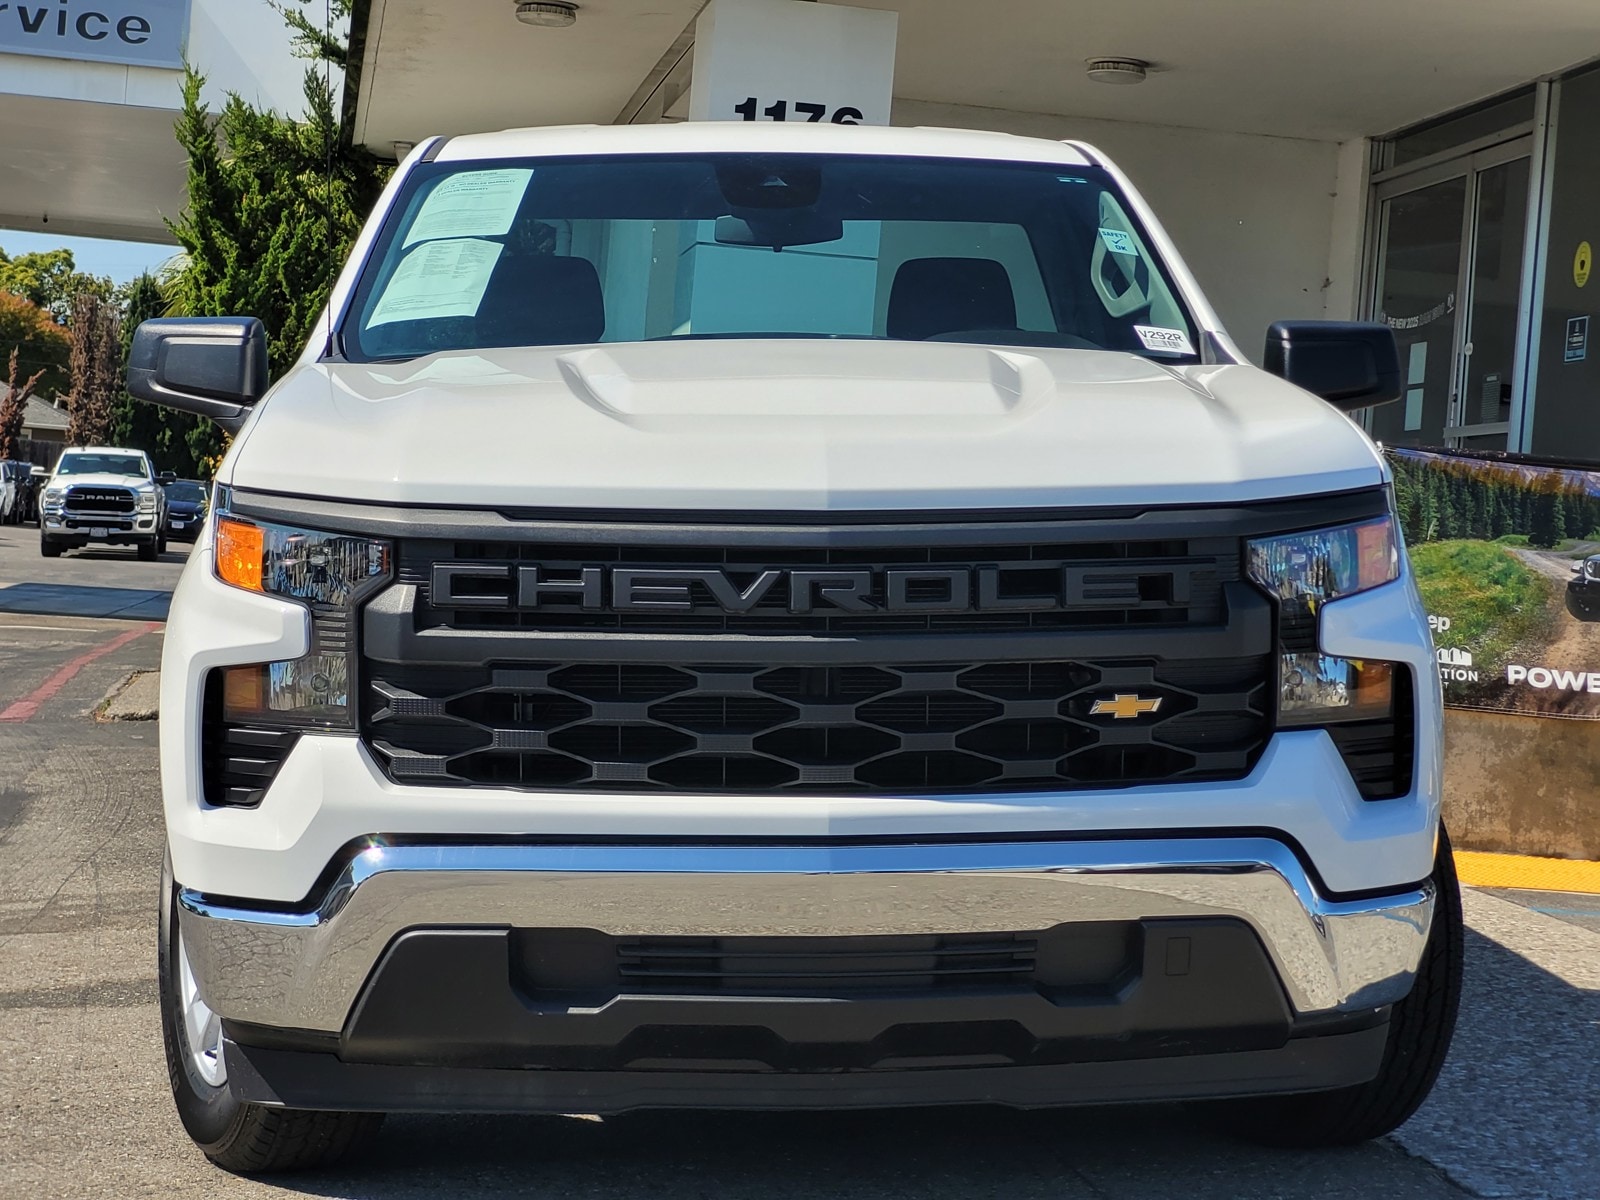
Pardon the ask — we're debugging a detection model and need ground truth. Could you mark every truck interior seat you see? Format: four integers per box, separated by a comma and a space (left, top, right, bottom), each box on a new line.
478, 254, 607, 347
886, 257, 1018, 341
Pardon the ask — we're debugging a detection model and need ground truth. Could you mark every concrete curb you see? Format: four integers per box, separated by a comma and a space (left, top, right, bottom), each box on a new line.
97, 670, 160, 721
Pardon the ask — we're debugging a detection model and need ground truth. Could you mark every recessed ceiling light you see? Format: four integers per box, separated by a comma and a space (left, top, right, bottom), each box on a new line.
1086, 58, 1150, 85
517, 1, 578, 27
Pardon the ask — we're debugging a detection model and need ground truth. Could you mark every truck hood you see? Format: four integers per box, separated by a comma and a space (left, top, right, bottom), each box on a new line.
229, 341, 1385, 511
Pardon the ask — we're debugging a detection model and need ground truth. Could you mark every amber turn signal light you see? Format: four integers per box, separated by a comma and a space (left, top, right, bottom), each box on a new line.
215, 518, 265, 592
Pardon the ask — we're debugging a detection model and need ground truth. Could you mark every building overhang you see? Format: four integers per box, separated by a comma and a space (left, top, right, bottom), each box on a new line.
350, 0, 1600, 153
0, 87, 187, 244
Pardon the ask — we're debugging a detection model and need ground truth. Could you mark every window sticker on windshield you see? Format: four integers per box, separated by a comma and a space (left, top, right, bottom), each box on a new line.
1098, 228, 1137, 256
1135, 325, 1194, 355
367, 238, 504, 327
403, 169, 534, 247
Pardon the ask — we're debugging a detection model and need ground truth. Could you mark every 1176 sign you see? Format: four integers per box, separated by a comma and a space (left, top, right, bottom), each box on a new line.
731, 97, 864, 124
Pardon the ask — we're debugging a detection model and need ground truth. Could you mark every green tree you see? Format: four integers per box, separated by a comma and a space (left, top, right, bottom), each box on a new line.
165, 33, 387, 381
161, 2, 387, 473
0, 291, 72, 396
0, 247, 113, 324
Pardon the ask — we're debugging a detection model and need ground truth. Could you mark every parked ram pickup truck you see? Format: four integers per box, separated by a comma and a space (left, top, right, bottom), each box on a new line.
128, 123, 1456, 1174
38, 445, 167, 560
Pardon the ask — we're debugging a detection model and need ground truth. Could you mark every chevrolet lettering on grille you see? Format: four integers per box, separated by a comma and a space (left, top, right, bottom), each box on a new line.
430, 563, 1209, 616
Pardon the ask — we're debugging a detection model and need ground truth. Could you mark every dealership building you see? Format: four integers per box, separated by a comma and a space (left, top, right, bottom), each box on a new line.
3, 0, 1600, 853
8, 1, 1598, 460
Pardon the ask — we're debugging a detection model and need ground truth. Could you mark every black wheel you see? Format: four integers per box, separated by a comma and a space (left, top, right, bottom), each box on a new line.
159, 853, 384, 1173
40, 535, 62, 558
138, 539, 159, 562
1219, 825, 1463, 1147
158, 534, 170, 556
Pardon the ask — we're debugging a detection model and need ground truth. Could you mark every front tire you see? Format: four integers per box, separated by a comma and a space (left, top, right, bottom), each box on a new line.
40, 535, 62, 558
1220, 825, 1463, 1146
138, 538, 159, 562
158, 853, 383, 1173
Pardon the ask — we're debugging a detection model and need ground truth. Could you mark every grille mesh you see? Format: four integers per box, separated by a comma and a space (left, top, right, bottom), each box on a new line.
64, 486, 136, 514
365, 656, 1271, 793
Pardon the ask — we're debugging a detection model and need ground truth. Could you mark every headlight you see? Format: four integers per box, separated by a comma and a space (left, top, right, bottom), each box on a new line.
137, 491, 157, 511
1247, 516, 1401, 728
212, 516, 391, 728
43, 488, 62, 502
215, 516, 390, 606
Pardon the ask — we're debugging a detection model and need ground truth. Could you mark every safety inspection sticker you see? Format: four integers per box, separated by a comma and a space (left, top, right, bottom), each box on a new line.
404, 169, 534, 247
1135, 326, 1194, 355
1576, 241, 1592, 289
1099, 228, 1137, 256
367, 238, 504, 327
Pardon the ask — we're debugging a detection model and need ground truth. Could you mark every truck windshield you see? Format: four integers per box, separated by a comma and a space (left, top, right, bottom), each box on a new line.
56, 454, 146, 477
341, 154, 1201, 364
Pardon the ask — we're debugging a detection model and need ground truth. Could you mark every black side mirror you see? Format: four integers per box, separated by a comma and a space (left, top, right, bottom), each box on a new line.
159, 471, 176, 484
127, 318, 269, 434
1264, 321, 1401, 412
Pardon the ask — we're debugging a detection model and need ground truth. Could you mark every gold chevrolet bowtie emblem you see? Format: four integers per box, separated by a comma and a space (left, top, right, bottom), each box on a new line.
1090, 694, 1164, 719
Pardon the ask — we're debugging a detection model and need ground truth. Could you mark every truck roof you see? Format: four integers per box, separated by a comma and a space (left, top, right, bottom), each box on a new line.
433, 121, 1099, 168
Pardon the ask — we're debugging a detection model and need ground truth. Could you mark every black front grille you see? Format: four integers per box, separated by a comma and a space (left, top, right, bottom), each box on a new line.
64, 486, 136, 513
364, 655, 1271, 793
400, 536, 1240, 636
618, 932, 1037, 992
512, 924, 1137, 1003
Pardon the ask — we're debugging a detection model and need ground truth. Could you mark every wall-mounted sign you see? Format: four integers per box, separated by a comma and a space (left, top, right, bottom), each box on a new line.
1566, 315, 1589, 364
1392, 447, 1600, 720
688, 0, 899, 126
0, 0, 190, 70
1576, 240, 1592, 289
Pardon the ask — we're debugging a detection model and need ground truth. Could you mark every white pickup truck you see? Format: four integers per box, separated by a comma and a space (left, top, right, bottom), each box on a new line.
127, 122, 1456, 1174
37, 445, 167, 560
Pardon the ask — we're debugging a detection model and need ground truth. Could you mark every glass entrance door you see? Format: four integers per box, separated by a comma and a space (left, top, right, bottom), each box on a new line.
1455, 154, 1531, 449
1368, 139, 1532, 450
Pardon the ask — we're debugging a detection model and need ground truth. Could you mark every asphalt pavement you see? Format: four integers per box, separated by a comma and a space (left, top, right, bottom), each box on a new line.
0, 527, 1596, 1200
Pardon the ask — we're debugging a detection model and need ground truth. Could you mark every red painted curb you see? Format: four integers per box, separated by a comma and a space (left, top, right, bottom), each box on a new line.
0, 622, 162, 723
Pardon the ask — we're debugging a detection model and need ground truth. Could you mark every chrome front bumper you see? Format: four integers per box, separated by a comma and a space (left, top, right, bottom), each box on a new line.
177, 836, 1434, 1033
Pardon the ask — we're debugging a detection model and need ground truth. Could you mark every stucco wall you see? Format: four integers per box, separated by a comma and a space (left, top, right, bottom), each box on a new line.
891, 99, 1359, 361
1444, 709, 1600, 860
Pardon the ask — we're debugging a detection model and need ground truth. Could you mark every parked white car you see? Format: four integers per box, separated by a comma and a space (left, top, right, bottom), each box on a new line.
128, 122, 1455, 1173
38, 446, 167, 560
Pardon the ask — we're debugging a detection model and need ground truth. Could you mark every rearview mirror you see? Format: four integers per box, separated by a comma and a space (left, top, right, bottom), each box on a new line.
1263, 321, 1401, 413
714, 212, 844, 250
127, 317, 269, 434
29, 466, 46, 480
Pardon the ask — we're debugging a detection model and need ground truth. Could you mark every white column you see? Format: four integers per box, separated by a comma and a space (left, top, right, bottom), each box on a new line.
687, 0, 898, 126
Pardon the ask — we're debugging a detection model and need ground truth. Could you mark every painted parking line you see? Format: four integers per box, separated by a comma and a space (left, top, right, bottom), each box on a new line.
0, 621, 161, 723
1455, 849, 1600, 895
